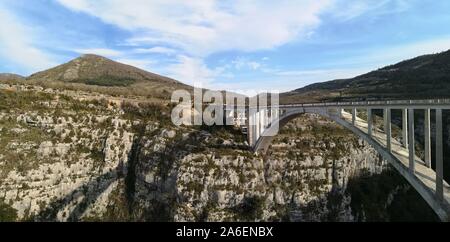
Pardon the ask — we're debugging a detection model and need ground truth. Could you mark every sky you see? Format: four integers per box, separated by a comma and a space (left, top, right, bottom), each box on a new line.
1, 0, 450, 93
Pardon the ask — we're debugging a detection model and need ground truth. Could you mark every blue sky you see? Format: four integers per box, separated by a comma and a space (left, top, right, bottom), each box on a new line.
1, 0, 450, 92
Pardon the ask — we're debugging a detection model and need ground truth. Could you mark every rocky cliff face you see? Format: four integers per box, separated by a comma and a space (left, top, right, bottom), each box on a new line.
0, 84, 438, 222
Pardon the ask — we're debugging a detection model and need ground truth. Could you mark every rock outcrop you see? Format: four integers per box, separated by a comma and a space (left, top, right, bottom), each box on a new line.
0, 84, 439, 222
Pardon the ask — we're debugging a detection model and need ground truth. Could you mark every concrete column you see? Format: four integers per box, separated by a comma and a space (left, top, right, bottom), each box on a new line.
402, 109, 408, 148
424, 109, 431, 168
255, 110, 260, 141
385, 108, 392, 152
352, 108, 357, 125
337, 108, 342, 118
436, 109, 444, 201
239, 108, 246, 126
272, 108, 279, 124
260, 109, 266, 133
247, 114, 253, 146
408, 109, 415, 174
270, 109, 274, 124
253, 118, 258, 145
269, 108, 274, 126
367, 108, 373, 137
264, 109, 268, 128
228, 109, 234, 124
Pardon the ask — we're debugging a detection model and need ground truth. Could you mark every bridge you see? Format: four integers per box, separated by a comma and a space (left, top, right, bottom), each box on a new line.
229, 99, 450, 221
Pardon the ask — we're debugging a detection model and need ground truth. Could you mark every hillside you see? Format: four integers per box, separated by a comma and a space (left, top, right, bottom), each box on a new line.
28, 54, 180, 86
25, 54, 192, 100
0, 73, 24, 82
282, 49, 450, 104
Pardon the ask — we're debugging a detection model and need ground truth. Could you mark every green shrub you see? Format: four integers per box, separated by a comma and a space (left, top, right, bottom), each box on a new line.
0, 200, 18, 222
72, 75, 136, 87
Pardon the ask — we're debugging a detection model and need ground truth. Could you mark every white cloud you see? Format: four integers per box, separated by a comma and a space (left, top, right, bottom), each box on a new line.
248, 62, 261, 70
368, 37, 450, 65
166, 55, 219, 88
134, 46, 176, 55
275, 67, 371, 80
74, 48, 123, 57
56, 0, 332, 56
329, 0, 412, 21
231, 57, 262, 70
115, 58, 156, 70
211, 79, 294, 94
330, 37, 450, 69
219, 67, 371, 93
0, 7, 56, 73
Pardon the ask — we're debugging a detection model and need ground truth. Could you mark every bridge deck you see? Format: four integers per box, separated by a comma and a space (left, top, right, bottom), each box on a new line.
341, 111, 450, 207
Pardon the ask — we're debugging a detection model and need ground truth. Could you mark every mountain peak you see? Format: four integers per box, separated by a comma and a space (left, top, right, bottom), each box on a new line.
80, 53, 104, 58
28, 54, 186, 89
78, 54, 109, 61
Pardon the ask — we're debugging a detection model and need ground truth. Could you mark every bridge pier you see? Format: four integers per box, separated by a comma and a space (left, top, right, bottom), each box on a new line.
436, 109, 444, 201
367, 108, 373, 137
352, 108, 357, 125
247, 113, 254, 146
383, 108, 387, 130
272, 108, 279, 125
408, 109, 415, 174
385, 108, 392, 152
402, 109, 408, 148
256, 110, 260, 142
424, 109, 431, 168
260, 109, 265, 133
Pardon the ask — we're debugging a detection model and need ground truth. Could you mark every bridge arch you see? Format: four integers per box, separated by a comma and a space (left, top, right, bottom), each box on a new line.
250, 106, 450, 221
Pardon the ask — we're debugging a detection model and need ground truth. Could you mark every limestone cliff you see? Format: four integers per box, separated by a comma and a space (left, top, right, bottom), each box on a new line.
0, 84, 438, 222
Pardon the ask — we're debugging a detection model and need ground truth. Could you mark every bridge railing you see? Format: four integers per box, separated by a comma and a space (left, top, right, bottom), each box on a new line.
250, 98, 450, 108
221, 99, 450, 109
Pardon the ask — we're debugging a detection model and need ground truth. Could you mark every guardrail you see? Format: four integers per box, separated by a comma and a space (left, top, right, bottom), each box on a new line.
218, 99, 450, 109
279, 99, 450, 108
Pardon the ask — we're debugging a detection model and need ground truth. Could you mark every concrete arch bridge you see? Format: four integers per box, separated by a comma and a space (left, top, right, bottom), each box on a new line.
234, 99, 450, 221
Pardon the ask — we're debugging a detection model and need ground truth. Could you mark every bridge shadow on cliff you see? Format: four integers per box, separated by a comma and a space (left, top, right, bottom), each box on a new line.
34, 169, 118, 221
35, 138, 139, 222
34, 126, 249, 222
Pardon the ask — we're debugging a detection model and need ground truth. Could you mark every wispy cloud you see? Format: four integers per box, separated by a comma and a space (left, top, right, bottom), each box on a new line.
133, 47, 177, 55
329, 0, 412, 21
324, 37, 450, 69
231, 57, 262, 70
0, 6, 56, 74
115, 58, 156, 70
365, 37, 450, 66
166, 55, 219, 88
274, 68, 369, 78
74, 48, 123, 57
55, 0, 332, 55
